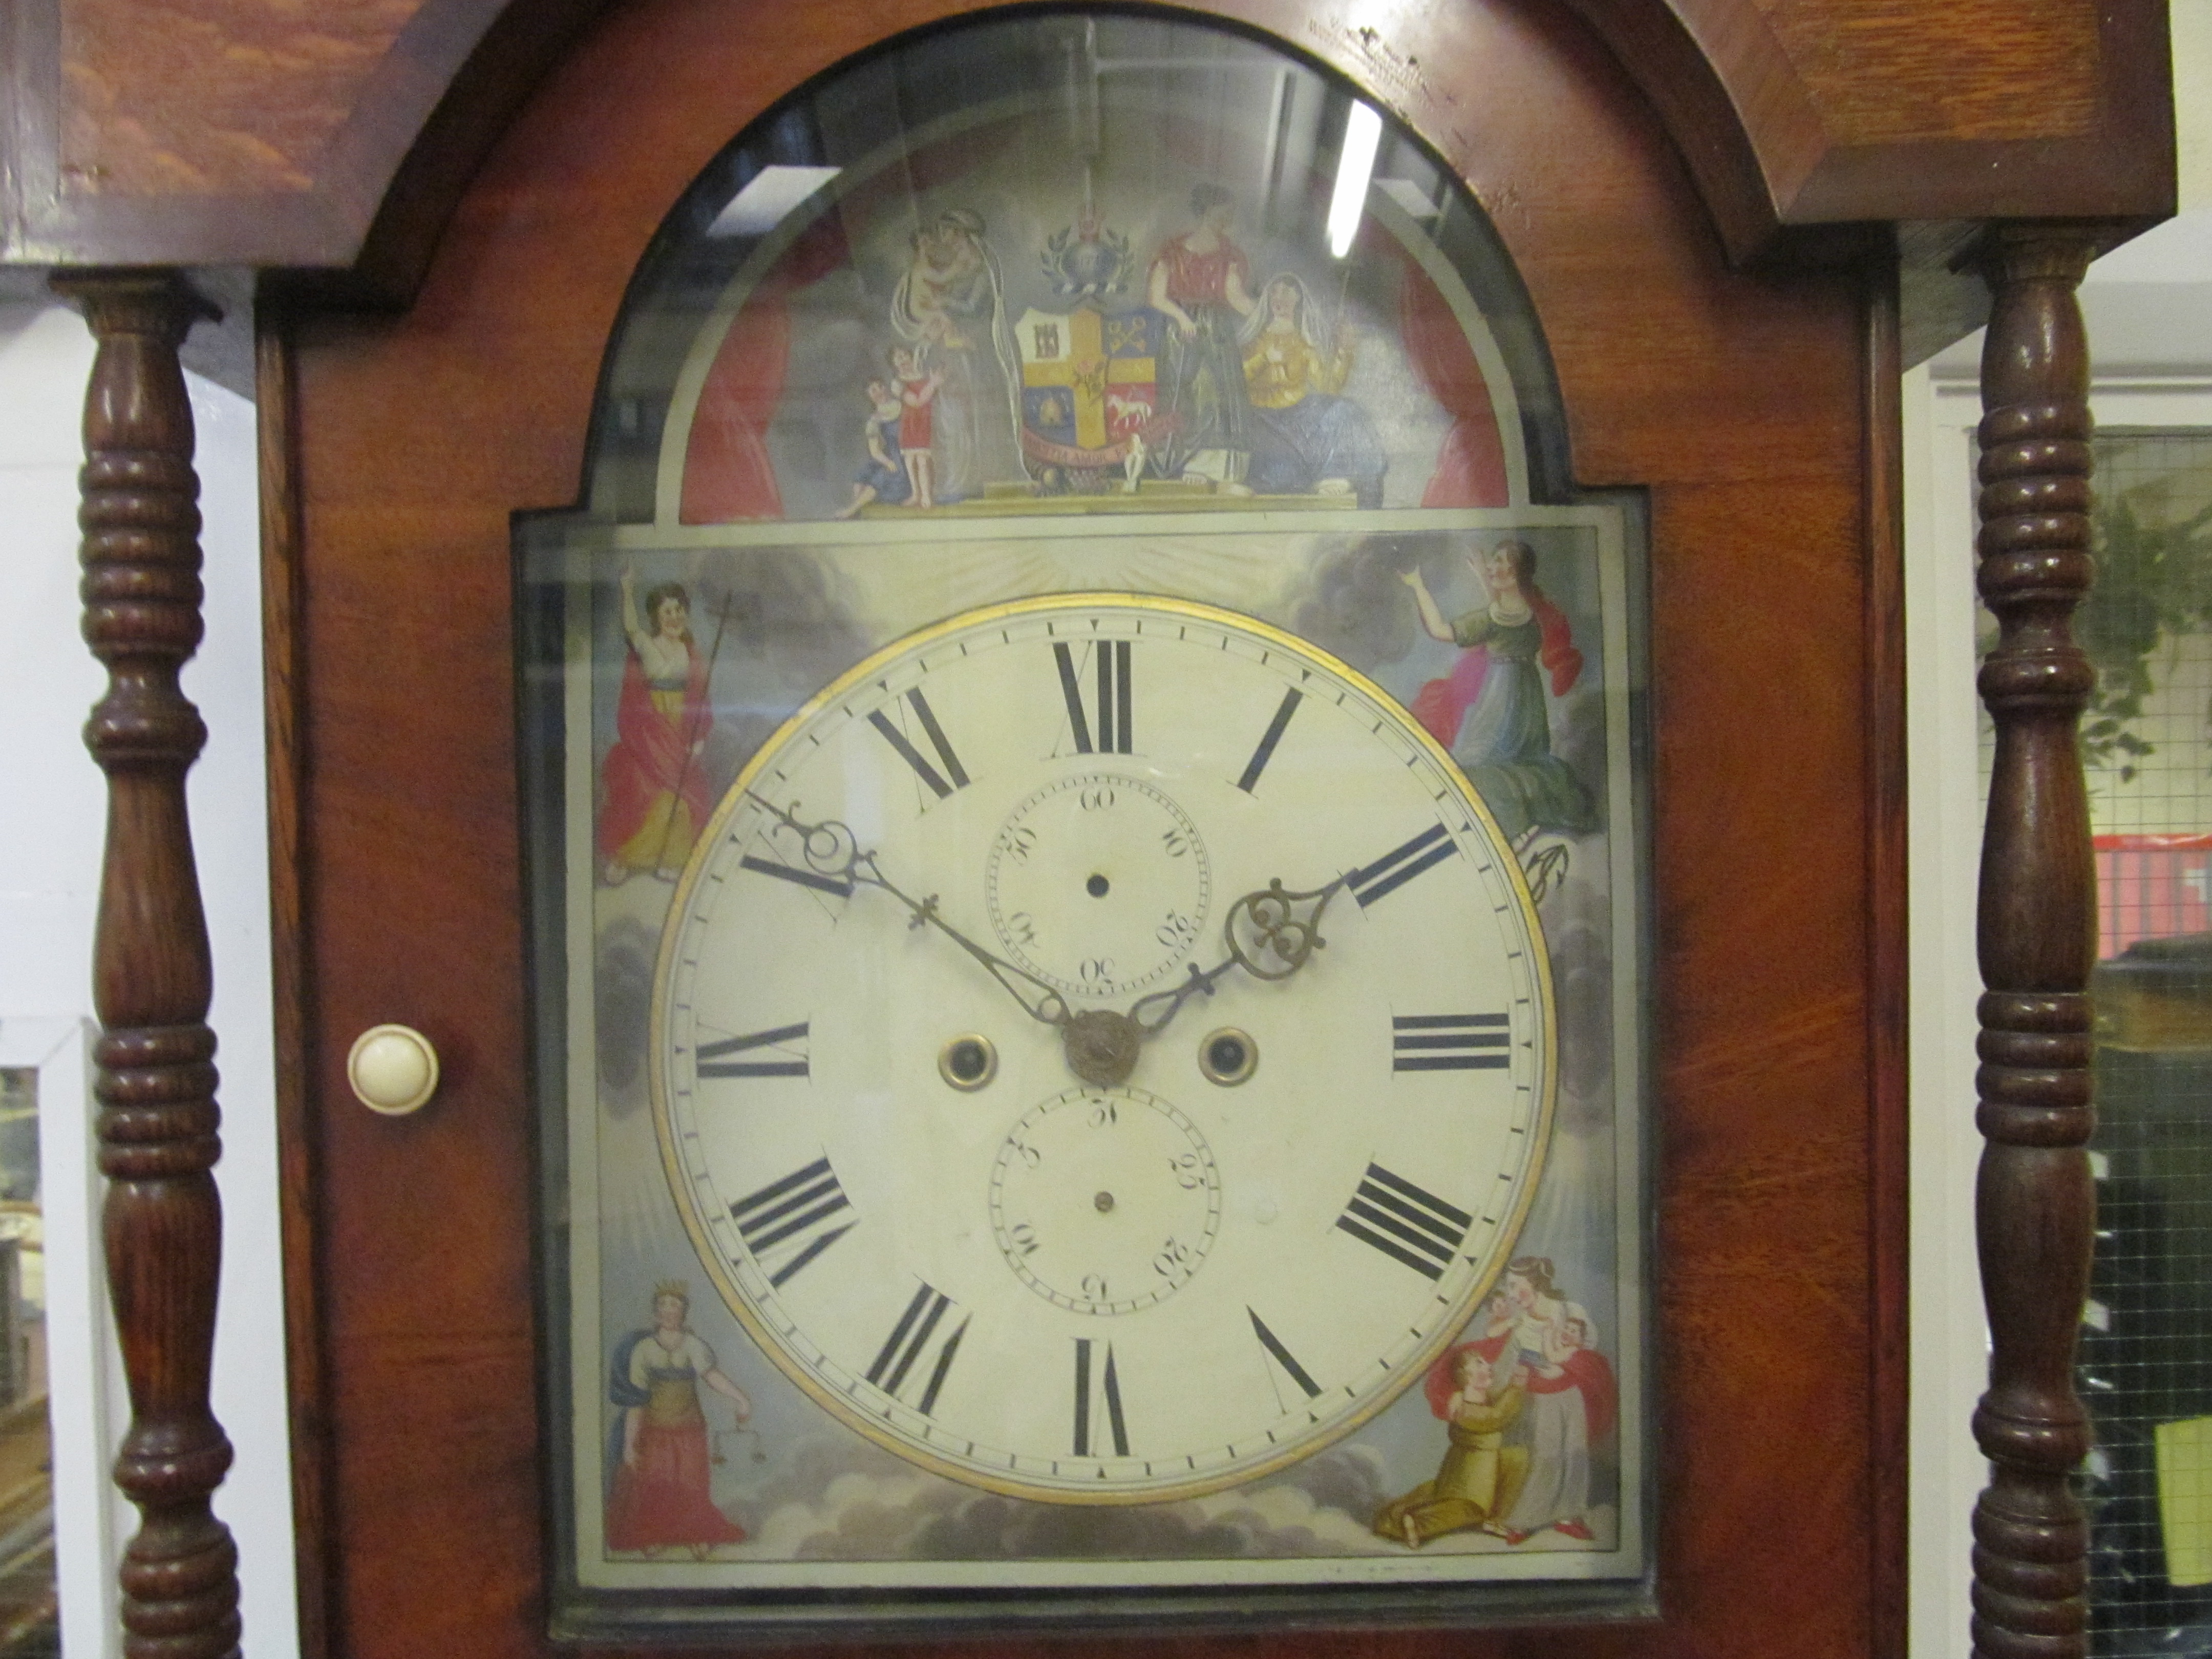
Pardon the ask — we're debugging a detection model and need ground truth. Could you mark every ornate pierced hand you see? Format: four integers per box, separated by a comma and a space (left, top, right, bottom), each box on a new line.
750, 798, 1072, 1030
752, 799, 1344, 1088
1123, 875, 1345, 1043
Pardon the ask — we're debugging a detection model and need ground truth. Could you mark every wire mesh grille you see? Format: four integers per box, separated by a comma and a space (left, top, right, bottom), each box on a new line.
2059, 430, 2212, 1656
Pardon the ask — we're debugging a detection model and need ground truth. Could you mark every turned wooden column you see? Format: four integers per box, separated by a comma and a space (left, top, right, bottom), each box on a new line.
51, 269, 242, 1659
1969, 223, 2101, 1659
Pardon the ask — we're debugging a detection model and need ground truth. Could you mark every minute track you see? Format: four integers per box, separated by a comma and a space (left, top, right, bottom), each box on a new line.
649, 593, 1556, 1504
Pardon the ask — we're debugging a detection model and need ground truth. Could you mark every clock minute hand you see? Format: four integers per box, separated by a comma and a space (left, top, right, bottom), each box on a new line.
859, 870, 1073, 1030
747, 796, 1071, 1030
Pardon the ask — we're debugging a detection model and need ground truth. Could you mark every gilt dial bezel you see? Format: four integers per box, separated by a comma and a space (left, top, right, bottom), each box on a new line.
647, 593, 1558, 1505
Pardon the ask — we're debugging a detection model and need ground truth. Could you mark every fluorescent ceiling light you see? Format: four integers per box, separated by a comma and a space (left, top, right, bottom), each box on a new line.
708, 166, 842, 239
1327, 103, 1383, 258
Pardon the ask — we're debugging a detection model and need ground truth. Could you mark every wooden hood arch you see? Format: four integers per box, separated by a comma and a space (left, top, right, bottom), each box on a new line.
2, 0, 2173, 287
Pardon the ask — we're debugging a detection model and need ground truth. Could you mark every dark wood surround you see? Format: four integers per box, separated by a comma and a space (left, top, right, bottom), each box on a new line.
9, 0, 2158, 1656
258, 0, 1902, 1653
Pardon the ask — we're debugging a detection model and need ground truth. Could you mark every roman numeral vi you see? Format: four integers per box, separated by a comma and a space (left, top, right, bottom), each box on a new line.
1073, 1337, 1130, 1457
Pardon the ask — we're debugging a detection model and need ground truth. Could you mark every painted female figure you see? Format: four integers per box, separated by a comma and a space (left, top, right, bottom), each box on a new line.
1373, 1347, 1530, 1547
1401, 540, 1598, 843
1148, 183, 1259, 488
598, 567, 712, 884
1241, 273, 1386, 506
890, 208, 1025, 501
1485, 1258, 1618, 1545
606, 1283, 753, 1557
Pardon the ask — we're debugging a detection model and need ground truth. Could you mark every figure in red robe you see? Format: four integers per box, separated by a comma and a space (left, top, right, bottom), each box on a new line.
606, 1283, 752, 1557
1148, 183, 1259, 487
600, 566, 712, 884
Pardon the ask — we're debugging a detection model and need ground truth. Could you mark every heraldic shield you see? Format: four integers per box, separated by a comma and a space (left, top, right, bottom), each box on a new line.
1016, 305, 1165, 474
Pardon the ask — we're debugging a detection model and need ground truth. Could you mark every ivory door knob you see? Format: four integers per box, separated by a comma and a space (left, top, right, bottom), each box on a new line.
347, 1024, 440, 1115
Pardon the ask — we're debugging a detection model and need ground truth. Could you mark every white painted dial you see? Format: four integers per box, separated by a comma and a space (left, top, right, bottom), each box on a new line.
651, 594, 1555, 1503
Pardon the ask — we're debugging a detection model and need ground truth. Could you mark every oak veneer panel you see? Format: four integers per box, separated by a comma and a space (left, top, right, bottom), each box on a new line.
8, 0, 2171, 278
60, 0, 417, 194
1759, 0, 2099, 145
282, 0, 1891, 1654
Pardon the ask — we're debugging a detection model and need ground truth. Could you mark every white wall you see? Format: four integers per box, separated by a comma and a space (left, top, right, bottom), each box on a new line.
0, 297, 297, 1658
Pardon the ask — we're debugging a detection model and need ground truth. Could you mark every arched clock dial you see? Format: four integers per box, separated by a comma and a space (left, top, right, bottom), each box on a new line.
651, 594, 1556, 1503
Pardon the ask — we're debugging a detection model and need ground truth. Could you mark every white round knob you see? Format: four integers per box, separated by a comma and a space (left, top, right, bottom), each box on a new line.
347, 1024, 440, 1116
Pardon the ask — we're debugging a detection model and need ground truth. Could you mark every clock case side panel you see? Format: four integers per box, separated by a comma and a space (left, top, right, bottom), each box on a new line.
274, 1, 1902, 1655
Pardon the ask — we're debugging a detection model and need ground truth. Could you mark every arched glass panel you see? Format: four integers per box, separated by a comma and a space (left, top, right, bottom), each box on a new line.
519, 10, 1650, 1639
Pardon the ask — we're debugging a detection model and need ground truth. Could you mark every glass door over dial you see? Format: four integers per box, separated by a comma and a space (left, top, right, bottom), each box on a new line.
518, 9, 1650, 1633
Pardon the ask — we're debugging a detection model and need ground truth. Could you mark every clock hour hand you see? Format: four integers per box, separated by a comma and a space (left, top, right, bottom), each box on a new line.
749, 797, 1072, 1030
1126, 876, 1346, 1038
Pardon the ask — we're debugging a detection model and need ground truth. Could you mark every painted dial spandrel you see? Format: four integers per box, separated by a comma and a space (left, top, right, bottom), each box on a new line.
651, 595, 1555, 1502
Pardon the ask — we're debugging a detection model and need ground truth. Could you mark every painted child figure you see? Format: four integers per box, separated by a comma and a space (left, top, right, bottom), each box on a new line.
891, 345, 944, 509
1372, 1347, 1530, 1548
835, 378, 910, 518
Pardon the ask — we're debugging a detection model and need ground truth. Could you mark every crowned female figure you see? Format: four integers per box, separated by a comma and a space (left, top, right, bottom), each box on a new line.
890, 207, 1025, 502
606, 1282, 752, 1557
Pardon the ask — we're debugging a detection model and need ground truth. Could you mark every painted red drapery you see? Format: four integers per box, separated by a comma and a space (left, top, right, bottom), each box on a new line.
681, 213, 851, 522
1409, 592, 1581, 749
605, 1418, 747, 1551
1397, 259, 1511, 507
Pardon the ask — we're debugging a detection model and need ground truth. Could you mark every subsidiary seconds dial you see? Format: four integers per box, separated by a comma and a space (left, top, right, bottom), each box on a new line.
652, 594, 1556, 1503
986, 775, 1213, 997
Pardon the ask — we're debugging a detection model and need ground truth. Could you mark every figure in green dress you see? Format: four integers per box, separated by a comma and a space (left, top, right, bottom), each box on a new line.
1400, 540, 1599, 843
1373, 1347, 1530, 1547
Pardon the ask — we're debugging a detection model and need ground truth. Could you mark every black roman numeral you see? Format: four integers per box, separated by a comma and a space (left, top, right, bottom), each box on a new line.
1335, 1163, 1473, 1281
730, 1156, 855, 1287
739, 852, 853, 898
867, 1283, 969, 1416
1248, 1308, 1322, 1400
697, 1020, 809, 1078
1235, 688, 1303, 793
1073, 1337, 1130, 1457
1053, 639, 1133, 755
1346, 824, 1457, 908
1392, 1013, 1509, 1071
868, 688, 970, 799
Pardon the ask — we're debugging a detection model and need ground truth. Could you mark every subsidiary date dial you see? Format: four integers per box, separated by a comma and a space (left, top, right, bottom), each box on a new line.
651, 594, 1556, 1504
990, 1086, 1223, 1316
